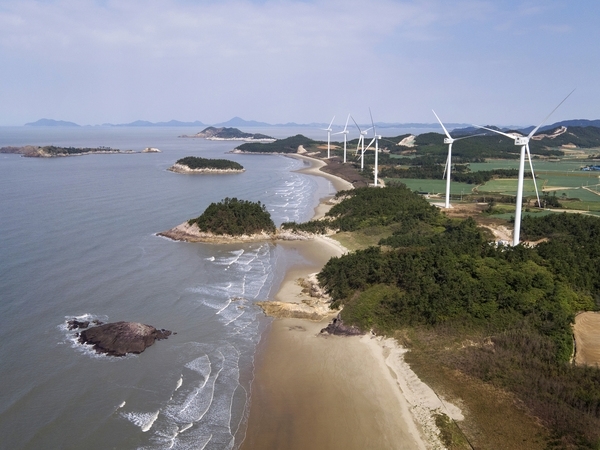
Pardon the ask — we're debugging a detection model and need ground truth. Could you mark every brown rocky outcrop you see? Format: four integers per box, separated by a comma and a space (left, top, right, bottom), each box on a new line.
78, 321, 172, 356
320, 316, 363, 336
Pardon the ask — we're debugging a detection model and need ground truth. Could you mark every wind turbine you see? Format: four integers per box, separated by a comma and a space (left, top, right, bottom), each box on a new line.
432, 110, 483, 209
363, 109, 382, 187
474, 89, 575, 246
321, 116, 335, 159
351, 116, 372, 171
333, 114, 351, 163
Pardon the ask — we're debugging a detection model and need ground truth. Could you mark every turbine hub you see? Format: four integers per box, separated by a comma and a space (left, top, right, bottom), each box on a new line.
443, 138, 453, 144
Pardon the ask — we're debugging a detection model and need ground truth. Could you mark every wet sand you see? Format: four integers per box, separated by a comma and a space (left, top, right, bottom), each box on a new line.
240, 155, 456, 449
240, 238, 429, 450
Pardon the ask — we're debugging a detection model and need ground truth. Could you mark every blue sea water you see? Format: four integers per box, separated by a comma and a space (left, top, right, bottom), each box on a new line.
0, 127, 334, 449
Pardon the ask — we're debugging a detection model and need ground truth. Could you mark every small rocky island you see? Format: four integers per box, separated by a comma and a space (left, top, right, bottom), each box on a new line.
159, 197, 277, 243
179, 127, 275, 141
0, 145, 149, 157
168, 156, 245, 174
68, 319, 172, 357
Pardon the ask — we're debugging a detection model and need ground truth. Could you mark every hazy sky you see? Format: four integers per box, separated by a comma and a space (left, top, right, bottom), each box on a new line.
1, 0, 598, 126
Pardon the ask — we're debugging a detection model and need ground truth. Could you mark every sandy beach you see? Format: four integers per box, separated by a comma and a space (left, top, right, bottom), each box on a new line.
240, 155, 460, 449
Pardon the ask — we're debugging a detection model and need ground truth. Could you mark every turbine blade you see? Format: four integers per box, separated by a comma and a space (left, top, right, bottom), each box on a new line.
432, 109, 452, 140
452, 133, 486, 141
355, 136, 362, 154
528, 89, 575, 139
442, 153, 449, 180
365, 137, 375, 151
343, 114, 350, 132
525, 143, 541, 208
369, 108, 376, 136
473, 125, 517, 140
328, 116, 336, 129
351, 115, 361, 133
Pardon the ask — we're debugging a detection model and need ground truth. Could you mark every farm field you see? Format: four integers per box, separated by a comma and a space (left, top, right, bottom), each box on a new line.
384, 155, 600, 213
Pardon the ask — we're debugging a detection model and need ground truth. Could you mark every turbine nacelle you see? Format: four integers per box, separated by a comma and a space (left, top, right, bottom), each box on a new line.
514, 136, 529, 146
443, 138, 453, 145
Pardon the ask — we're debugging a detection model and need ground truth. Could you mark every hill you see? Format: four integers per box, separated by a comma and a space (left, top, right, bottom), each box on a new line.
25, 119, 80, 127
234, 134, 318, 153
188, 198, 275, 235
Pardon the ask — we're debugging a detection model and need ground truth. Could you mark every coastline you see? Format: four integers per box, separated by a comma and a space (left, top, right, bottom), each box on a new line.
240, 155, 457, 449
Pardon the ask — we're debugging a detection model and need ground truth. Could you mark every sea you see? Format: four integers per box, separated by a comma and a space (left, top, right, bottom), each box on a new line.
0, 125, 433, 450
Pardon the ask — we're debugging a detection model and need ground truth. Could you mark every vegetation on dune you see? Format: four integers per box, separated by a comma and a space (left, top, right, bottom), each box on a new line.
188, 197, 275, 235
175, 156, 243, 171
288, 184, 600, 447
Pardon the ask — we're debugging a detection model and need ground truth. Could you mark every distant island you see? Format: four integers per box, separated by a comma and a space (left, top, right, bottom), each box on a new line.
0, 145, 140, 157
168, 156, 245, 174
158, 198, 278, 243
179, 127, 275, 141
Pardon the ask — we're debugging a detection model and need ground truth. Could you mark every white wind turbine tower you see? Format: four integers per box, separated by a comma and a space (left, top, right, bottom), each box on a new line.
333, 114, 351, 163
351, 116, 373, 171
363, 109, 382, 186
432, 110, 483, 209
321, 116, 335, 159
475, 89, 575, 246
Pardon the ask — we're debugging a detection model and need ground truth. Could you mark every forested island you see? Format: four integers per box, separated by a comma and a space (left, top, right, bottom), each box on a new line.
283, 184, 600, 448
180, 127, 275, 141
168, 156, 244, 174
233, 134, 320, 154
0, 145, 136, 157
158, 198, 276, 242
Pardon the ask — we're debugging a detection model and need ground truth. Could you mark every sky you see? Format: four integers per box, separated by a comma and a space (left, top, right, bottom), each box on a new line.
1, 0, 598, 127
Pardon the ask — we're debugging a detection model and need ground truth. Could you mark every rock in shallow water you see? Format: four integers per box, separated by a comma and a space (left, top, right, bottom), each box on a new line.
78, 321, 172, 357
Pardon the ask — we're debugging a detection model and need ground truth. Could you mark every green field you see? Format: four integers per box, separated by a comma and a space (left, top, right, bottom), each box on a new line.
383, 156, 600, 213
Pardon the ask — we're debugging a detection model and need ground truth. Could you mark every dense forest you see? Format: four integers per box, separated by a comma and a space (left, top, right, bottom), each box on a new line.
291, 184, 600, 447
175, 156, 243, 170
187, 197, 275, 235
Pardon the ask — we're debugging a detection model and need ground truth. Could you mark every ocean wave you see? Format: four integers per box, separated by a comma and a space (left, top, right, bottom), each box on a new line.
121, 409, 160, 432
143, 344, 243, 449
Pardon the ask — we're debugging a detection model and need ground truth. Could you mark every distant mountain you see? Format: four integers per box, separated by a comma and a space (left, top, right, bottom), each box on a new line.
213, 117, 272, 127
105, 120, 207, 127
454, 119, 600, 136
25, 119, 80, 127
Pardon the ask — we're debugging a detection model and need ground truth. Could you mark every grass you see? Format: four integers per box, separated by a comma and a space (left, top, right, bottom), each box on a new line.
330, 225, 394, 251
400, 327, 551, 449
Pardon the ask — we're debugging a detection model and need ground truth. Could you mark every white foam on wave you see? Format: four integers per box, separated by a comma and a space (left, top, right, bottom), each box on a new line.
185, 355, 211, 385
122, 409, 159, 432
179, 422, 193, 433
